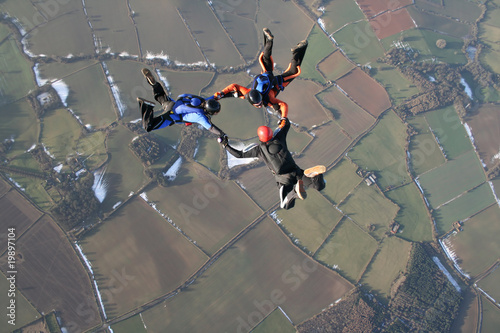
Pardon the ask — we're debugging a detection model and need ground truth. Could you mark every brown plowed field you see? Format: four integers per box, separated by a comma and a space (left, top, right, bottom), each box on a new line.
0, 215, 101, 332
369, 8, 416, 40
356, 0, 413, 18
0, 189, 42, 254
318, 50, 356, 82
336, 68, 392, 117
0, 177, 10, 197
465, 104, 500, 169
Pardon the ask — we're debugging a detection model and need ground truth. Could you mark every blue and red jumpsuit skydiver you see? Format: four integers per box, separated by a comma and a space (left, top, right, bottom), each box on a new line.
213, 28, 308, 128
139, 80, 225, 138
221, 118, 324, 210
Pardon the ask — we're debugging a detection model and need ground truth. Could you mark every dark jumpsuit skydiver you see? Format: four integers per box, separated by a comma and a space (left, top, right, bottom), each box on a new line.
138, 68, 226, 139
213, 28, 308, 128
220, 118, 325, 210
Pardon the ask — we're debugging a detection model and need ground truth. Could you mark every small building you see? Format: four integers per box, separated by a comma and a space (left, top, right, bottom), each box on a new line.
391, 222, 400, 234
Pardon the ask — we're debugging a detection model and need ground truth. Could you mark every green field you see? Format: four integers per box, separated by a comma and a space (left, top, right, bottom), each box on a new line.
348, 110, 410, 189
194, 136, 222, 173
321, 158, 362, 205
433, 182, 496, 235
277, 190, 343, 254
315, 218, 378, 283
414, 0, 482, 23
319, 0, 366, 34
75, 131, 108, 170
299, 25, 336, 84
478, 267, 500, 307
0, 271, 41, 333
478, 23, 500, 75
318, 50, 355, 82
0, 24, 36, 103
142, 218, 352, 332
285, 126, 312, 154
370, 63, 420, 106
333, 21, 386, 65
101, 125, 149, 212
418, 149, 486, 209
407, 114, 446, 176
41, 108, 82, 163
145, 166, 262, 255
360, 236, 412, 302
424, 105, 473, 160
338, 183, 399, 240
407, 6, 472, 38
0, 99, 39, 160
251, 307, 296, 333
448, 205, 500, 277
481, 295, 500, 333
385, 183, 433, 242
110, 314, 148, 333
81, 197, 208, 318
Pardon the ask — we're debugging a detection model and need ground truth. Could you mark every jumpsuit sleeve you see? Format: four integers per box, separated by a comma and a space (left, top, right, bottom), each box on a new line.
268, 90, 288, 118
208, 124, 225, 137
225, 144, 260, 159
273, 118, 290, 144
220, 84, 251, 99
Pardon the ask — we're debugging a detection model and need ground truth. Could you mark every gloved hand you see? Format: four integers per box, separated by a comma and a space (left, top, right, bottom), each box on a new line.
214, 91, 224, 100
278, 117, 287, 128
217, 135, 228, 147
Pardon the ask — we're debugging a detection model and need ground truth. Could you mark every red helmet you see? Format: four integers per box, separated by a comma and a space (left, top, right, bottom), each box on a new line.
257, 126, 273, 142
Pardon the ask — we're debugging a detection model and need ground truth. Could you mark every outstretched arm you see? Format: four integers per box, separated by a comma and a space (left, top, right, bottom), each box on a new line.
214, 84, 251, 100
224, 142, 260, 159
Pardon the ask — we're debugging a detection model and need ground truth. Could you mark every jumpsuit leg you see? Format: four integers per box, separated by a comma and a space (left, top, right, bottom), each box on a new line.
280, 40, 308, 87
139, 99, 175, 132
152, 82, 172, 107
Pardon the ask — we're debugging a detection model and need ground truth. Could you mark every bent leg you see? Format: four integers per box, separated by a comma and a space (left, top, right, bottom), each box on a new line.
152, 82, 172, 107
279, 184, 298, 210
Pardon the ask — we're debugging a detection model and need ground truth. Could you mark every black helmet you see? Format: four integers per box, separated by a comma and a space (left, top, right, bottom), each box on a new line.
247, 89, 263, 106
204, 99, 221, 115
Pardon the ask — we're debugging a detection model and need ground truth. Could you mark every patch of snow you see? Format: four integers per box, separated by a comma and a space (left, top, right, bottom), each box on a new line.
102, 62, 126, 117
164, 157, 182, 180
26, 144, 36, 152
52, 80, 70, 106
8, 176, 25, 191
53, 163, 63, 173
130, 118, 142, 124
432, 256, 461, 292
460, 77, 473, 99
42, 143, 56, 159
92, 167, 108, 203
112, 201, 122, 210
75, 169, 86, 178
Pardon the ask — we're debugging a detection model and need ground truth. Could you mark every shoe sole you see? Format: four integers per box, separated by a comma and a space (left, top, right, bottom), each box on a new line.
141, 68, 156, 86
292, 40, 308, 52
263, 28, 274, 41
295, 180, 306, 200
304, 165, 326, 178
137, 97, 156, 107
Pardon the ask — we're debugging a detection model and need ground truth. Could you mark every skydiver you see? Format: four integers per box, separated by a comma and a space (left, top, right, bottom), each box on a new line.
219, 117, 325, 210
213, 28, 308, 128
137, 68, 226, 140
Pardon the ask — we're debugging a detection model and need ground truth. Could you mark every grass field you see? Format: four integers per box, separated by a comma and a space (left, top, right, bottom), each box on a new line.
417, 149, 486, 209
370, 63, 420, 107
315, 217, 378, 283
251, 307, 296, 333
25, 3, 95, 57
0, 24, 36, 103
465, 104, 500, 169
286, 126, 313, 154
110, 314, 148, 333
141, 218, 352, 332
277, 190, 343, 254
407, 6, 472, 38
347, 110, 411, 190
0, 189, 43, 253
0, 272, 41, 333
385, 183, 433, 242
235, 164, 278, 211
84, 0, 140, 55
338, 182, 399, 240
360, 236, 412, 303
0, 99, 39, 160
0, 215, 101, 332
333, 20, 386, 65
145, 164, 262, 255
481, 294, 500, 333
41, 108, 82, 163
321, 158, 362, 205
424, 105, 474, 160
369, 8, 416, 40
448, 205, 500, 277
8, 153, 54, 211
194, 136, 221, 173
407, 114, 446, 176
298, 122, 352, 168
81, 196, 208, 318
75, 131, 108, 170
100, 125, 148, 212
336, 68, 392, 117
478, 268, 500, 307
319, 0, 366, 34
299, 25, 337, 84
433, 182, 496, 235
317, 50, 355, 82
356, 0, 413, 18
316, 85, 376, 138
414, 0, 482, 23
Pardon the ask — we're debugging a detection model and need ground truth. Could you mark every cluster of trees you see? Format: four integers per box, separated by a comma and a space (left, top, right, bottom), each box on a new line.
177, 125, 204, 159
51, 172, 100, 230
30, 145, 55, 172
129, 135, 164, 166
26, 85, 62, 118
297, 290, 386, 333
383, 49, 470, 118
389, 243, 462, 332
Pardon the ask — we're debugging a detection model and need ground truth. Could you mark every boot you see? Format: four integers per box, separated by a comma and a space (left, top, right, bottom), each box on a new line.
141, 68, 157, 86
